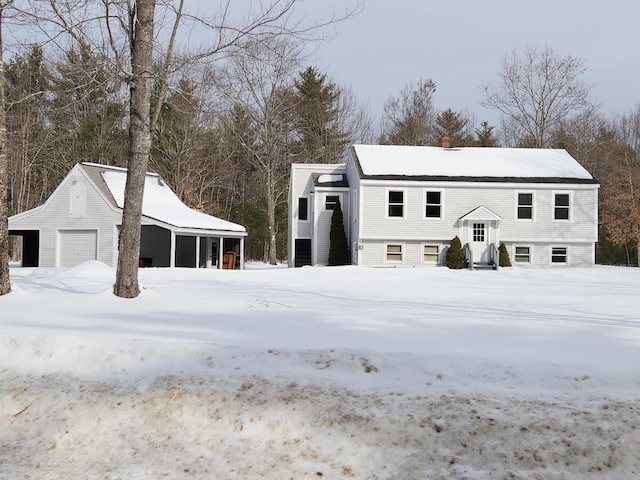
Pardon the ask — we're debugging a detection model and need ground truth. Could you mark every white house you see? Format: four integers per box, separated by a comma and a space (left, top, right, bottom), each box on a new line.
9, 163, 247, 269
288, 144, 599, 269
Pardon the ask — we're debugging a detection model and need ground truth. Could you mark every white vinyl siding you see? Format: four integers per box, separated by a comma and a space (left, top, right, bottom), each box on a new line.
9, 168, 118, 267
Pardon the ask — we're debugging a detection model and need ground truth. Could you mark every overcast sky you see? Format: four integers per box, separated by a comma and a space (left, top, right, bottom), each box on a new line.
299, 0, 640, 127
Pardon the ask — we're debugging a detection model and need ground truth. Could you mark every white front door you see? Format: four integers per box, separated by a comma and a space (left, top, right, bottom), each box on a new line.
470, 222, 490, 263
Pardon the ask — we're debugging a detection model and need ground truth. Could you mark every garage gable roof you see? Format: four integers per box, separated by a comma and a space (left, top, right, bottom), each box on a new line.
80, 163, 246, 234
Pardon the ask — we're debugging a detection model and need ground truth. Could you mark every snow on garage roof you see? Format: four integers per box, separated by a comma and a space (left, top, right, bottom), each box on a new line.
84, 164, 246, 233
351, 145, 597, 182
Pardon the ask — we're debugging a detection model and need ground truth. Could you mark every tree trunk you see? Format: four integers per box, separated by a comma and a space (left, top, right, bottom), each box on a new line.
266, 170, 277, 265
0, 5, 11, 296
114, 0, 156, 298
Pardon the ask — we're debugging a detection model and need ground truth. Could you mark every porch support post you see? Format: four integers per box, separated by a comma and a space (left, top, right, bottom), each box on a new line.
170, 231, 176, 268
239, 236, 245, 270
195, 236, 201, 268
218, 237, 224, 268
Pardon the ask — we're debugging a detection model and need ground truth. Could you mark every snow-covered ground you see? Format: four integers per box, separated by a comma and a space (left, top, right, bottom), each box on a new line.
1, 262, 639, 479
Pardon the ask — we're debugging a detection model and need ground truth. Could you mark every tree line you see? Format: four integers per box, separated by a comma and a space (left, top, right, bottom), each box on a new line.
0, 2, 638, 297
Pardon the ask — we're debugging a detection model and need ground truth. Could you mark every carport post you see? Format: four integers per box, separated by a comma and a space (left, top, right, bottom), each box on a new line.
169, 231, 175, 268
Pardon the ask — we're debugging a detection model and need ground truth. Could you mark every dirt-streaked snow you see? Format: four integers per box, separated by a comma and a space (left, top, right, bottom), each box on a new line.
1, 262, 639, 479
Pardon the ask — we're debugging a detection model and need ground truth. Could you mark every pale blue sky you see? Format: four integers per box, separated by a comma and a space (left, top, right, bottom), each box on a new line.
300, 0, 640, 126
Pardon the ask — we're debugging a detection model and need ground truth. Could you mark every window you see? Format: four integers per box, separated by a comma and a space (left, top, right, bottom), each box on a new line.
514, 246, 531, 263
554, 193, 570, 220
425, 191, 442, 218
473, 223, 485, 242
298, 197, 308, 221
388, 191, 404, 217
386, 244, 402, 263
325, 195, 339, 211
551, 247, 568, 264
423, 245, 439, 264
517, 193, 533, 220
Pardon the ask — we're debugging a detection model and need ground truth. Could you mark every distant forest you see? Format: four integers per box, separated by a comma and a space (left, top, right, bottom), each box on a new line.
2, 2, 638, 267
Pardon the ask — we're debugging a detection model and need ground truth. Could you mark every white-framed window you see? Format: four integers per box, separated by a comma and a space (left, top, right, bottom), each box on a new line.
553, 192, 571, 221
423, 244, 439, 264
385, 244, 403, 263
514, 245, 531, 264
551, 246, 568, 264
298, 197, 308, 221
516, 192, 534, 220
424, 190, 442, 219
387, 190, 405, 218
325, 195, 339, 211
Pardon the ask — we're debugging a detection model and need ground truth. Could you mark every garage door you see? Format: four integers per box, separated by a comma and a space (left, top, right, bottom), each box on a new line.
58, 230, 97, 267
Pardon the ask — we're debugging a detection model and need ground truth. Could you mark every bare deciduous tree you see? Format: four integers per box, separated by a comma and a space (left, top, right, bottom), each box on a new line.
378, 78, 437, 146
217, 37, 303, 265
482, 45, 593, 148
0, 0, 14, 296
113, 0, 156, 298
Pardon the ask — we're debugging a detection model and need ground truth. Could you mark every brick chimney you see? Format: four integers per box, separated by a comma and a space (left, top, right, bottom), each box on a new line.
441, 136, 451, 148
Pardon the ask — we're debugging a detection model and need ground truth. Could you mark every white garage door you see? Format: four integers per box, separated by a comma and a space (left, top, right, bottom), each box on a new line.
58, 230, 97, 267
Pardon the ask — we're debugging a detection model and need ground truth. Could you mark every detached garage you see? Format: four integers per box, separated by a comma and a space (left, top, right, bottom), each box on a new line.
9, 163, 247, 269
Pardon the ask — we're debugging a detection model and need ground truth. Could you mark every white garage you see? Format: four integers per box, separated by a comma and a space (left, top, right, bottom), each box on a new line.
58, 230, 97, 267
9, 163, 247, 269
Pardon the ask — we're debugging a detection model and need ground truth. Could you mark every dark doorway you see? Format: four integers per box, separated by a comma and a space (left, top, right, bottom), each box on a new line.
8, 230, 40, 267
294, 239, 312, 267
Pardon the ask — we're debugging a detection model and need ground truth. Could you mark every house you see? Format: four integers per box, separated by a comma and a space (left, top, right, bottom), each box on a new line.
9, 163, 247, 269
288, 143, 599, 269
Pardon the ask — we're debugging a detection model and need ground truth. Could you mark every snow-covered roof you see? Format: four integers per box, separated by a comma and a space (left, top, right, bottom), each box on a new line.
351, 145, 597, 183
81, 163, 246, 233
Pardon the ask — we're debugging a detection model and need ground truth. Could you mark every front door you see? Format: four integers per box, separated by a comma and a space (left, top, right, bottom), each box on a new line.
470, 222, 490, 263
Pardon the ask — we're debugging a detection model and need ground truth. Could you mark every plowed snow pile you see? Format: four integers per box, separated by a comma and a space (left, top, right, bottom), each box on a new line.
1, 263, 640, 479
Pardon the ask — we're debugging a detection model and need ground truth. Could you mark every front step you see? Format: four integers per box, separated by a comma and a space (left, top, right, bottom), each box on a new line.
472, 261, 497, 271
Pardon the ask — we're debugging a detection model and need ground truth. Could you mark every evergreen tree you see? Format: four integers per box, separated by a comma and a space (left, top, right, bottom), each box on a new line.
291, 66, 350, 163
475, 121, 498, 147
499, 243, 512, 267
434, 108, 475, 146
446, 236, 466, 269
328, 198, 350, 265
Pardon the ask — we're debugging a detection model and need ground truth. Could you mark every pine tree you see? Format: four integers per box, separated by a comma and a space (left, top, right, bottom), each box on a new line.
328, 198, 350, 265
475, 121, 498, 147
434, 108, 475, 146
446, 236, 466, 269
291, 66, 350, 164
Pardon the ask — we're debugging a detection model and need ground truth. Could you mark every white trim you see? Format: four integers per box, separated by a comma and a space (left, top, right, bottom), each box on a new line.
385, 188, 406, 219
384, 242, 404, 264
421, 243, 440, 265
550, 245, 569, 265
324, 193, 341, 212
423, 189, 444, 220
515, 190, 535, 221
298, 196, 309, 222
513, 244, 532, 265
552, 191, 572, 222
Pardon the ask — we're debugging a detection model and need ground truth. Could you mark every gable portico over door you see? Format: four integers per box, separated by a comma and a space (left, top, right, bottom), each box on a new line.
458, 206, 503, 264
